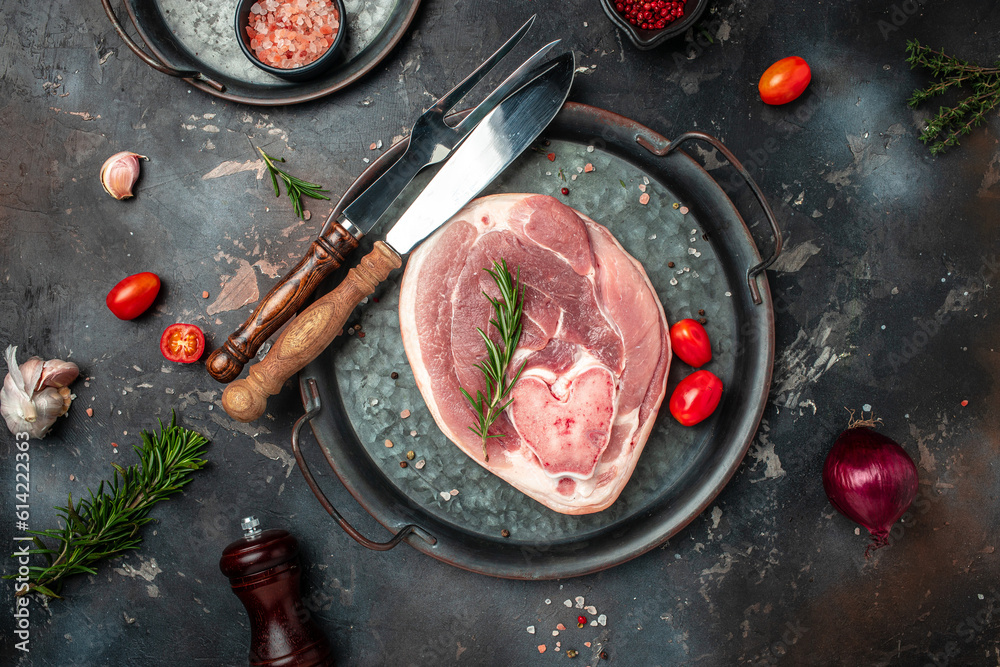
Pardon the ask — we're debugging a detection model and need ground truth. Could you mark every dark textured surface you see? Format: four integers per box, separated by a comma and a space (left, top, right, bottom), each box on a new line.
1, 1, 999, 666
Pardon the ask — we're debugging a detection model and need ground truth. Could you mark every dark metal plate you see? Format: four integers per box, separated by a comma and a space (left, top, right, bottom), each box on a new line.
110, 0, 420, 105
299, 102, 776, 579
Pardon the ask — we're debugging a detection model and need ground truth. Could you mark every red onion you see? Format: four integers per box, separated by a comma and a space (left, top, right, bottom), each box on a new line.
822, 417, 918, 556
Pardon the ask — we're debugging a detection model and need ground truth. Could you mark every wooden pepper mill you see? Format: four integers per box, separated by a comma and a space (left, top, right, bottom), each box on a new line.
220, 516, 335, 667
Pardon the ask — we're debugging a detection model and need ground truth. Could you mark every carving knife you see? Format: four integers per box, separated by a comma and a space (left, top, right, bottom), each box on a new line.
206, 18, 557, 383
221, 51, 576, 422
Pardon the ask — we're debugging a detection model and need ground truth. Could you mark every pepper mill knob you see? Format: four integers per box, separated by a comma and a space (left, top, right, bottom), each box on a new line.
220, 517, 334, 666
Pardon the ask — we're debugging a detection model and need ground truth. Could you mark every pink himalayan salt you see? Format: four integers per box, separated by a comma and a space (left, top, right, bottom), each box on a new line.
246, 0, 340, 69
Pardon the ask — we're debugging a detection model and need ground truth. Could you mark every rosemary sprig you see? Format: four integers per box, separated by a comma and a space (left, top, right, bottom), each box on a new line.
905, 40, 1000, 155
7, 416, 208, 598
258, 147, 331, 219
459, 259, 526, 462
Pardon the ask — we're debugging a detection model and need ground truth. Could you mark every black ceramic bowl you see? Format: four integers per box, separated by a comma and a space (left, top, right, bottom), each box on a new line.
235, 0, 347, 82
599, 0, 709, 50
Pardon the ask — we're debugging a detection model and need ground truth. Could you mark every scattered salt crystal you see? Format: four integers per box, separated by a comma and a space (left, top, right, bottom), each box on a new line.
690, 228, 697, 234
597, 614, 607, 626
669, 277, 678, 286
552, 630, 559, 637
584, 163, 594, 173
688, 248, 698, 255
585, 642, 591, 648
638, 183, 646, 192
400, 409, 411, 418
862, 403, 872, 412
576, 166, 584, 174
639, 193, 650, 205
384, 439, 393, 448
410, 430, 417, 437
571, 174, 577, 181
440, 491, 451, 501
545, 599, 551, 604
363, 158, 369, 163
527, 626, 535, 634
648, 234, 657, 240
680, 206, 689, 214
564, 599, 573, 607
538, 645, 547, 654
690, 237, 696, 242
725, 291, 732, 297
575, 596, 585, 608
370, 398, 378, 406
450, 489, 459, 496
556, 623, 566, 631
643, 176, 650, 185
586, 145, 594, 152
369, 142, 377, 150
415, 460, 425, 469
376, 139, 383, 149
590, 620, 598, 626
585, 605, 597, 614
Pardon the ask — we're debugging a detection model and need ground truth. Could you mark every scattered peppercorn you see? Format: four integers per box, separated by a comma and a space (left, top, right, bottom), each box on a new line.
600, 650, 609, 660
358, 331, 366, 338
391, 371, 399, 379
399, 461, 408, 468
566, 649, 579, 658
547, 152, 556, 161
501, 529, 510, 538
698, 309, 705, 316
699, 317, 707, 324
577, 615, 587, 628
406, 450, 415, 460
561, 187, 570, 195
667, 261, 675, 268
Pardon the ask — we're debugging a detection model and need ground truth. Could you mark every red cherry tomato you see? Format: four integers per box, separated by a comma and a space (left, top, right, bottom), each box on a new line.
758, 56, 811, 105
669, 318, 712, 367
160, 324, 205, 364
106, 272, 161, 320
669, 370, 723, 426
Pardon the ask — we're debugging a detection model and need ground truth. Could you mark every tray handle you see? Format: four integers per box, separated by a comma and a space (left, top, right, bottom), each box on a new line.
101, 0, 226, 93
291, 379, 437, 551
636, 131, 782, 305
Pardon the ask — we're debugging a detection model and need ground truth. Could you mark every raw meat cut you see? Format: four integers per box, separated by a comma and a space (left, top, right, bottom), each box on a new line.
399, 194, 671, 514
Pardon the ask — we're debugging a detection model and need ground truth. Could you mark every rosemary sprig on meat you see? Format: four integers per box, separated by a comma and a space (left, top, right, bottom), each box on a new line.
258, 147, 331, 219
460, 259, 526, 462
8, 416, 208, 598
905, 40, 1000, 155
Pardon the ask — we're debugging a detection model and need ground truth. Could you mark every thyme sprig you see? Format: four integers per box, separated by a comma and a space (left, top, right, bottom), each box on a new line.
258, 147, 331, 219
8, 416, 208, 598
905, 40, 1000, 155
460, 259, 526, 462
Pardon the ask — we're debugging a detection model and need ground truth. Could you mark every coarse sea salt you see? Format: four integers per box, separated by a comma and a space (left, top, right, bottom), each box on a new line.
246, 0, 340, 69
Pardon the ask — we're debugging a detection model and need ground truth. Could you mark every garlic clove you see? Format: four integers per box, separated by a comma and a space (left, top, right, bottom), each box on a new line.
100, 151, 147, 200
1, 345, 79, 439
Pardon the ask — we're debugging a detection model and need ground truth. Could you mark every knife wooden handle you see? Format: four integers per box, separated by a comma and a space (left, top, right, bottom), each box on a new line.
222, 241, 402, 423
206, 221, 360, 383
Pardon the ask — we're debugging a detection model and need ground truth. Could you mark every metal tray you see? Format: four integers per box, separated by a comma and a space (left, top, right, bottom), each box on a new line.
292, 102, 780, 579
101, 0, 420, 105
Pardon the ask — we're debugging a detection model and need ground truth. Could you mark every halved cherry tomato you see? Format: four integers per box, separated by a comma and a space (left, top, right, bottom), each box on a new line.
160, 324, 205, 364
758, 56, 811, 105
669, 370, 723, 426
106, 272, 160, 320
670, 318, 712, 367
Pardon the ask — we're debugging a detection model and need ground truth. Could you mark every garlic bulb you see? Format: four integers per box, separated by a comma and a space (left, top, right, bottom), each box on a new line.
1, 346, 79, 439
100, 151, 147, 200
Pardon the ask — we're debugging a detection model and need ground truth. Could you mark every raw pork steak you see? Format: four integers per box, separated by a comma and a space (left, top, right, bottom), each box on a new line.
399, 194, 670, 514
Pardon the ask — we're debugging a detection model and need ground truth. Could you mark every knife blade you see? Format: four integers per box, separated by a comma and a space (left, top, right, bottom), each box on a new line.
221, 52, 575, 423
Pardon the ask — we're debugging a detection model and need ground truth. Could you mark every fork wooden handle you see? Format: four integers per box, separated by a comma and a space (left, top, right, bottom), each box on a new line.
206, 221, 360, 383
221, 241, 401, 423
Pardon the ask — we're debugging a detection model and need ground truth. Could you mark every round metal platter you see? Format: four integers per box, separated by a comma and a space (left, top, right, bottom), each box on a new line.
299, 103, 776, 579
117, 0, 420, 105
